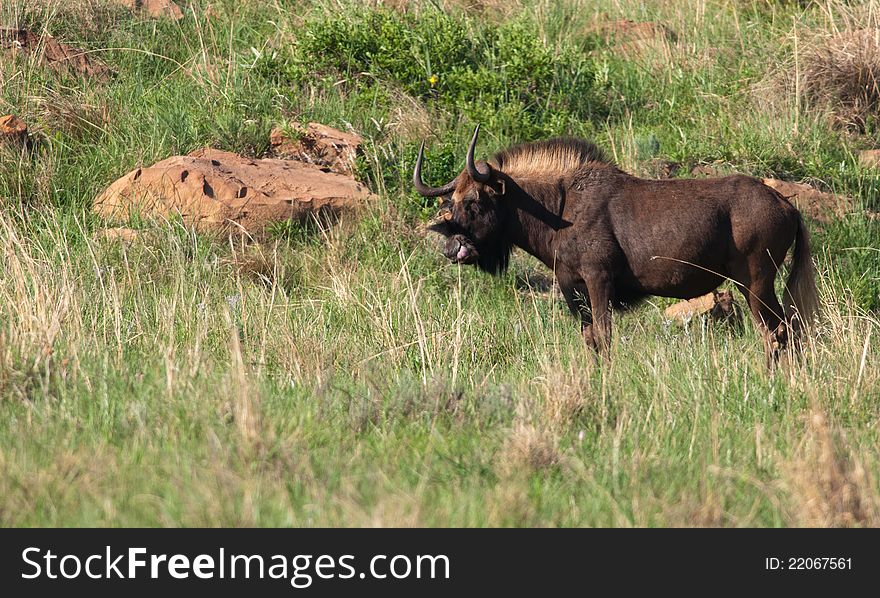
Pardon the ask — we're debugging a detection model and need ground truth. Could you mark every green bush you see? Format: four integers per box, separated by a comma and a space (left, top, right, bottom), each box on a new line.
293, 7, 606, 140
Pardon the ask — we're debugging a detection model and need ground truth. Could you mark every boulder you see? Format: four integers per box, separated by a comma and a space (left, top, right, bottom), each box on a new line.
761, 178, 853, 223
111, 0, 184, 20
0, 28, 112, 81
93, 148, 375, 235
665, 290, 741, 325
269, 122, 363, 176
0, 114, 28, 146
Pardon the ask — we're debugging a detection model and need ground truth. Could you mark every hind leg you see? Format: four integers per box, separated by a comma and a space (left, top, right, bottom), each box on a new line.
732, 263, 788, 368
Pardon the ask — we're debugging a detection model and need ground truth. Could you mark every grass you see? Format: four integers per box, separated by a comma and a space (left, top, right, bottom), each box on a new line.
0, 0, 878, 527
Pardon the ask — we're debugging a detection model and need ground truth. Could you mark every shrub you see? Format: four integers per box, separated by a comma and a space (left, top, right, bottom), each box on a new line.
291, 7, 605, 140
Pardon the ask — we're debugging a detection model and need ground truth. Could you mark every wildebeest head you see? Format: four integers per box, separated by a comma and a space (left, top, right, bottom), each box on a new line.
414, 125, 511, 273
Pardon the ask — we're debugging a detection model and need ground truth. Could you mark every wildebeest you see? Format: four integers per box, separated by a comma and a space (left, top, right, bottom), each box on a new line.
415, 125, 819, 366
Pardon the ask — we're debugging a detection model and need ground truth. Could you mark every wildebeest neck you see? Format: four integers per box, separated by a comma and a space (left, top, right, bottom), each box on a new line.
501, 176, 576, 268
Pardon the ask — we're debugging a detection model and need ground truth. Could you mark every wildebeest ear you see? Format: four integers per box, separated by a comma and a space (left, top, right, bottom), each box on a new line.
486, 178, 506, 197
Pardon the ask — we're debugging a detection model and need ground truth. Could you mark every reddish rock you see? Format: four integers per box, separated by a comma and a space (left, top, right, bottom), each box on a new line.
0, 28, 112, 81
269, 122, 363, 176
761, 178, 853, 223
0, 114, 28, 146
93, 148, 375, 235
665, 290, 741, 325
111, 0, 184, 20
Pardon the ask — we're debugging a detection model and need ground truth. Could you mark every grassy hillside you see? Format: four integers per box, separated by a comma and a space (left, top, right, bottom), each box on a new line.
0, 0, 878, 526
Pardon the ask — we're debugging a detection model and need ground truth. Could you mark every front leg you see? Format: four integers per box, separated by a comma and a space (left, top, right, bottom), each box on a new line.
583, 269, 613, 356
556, 269, 597, 353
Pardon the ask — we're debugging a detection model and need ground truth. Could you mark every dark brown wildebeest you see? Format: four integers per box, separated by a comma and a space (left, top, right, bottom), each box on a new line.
415, 125, 819, 366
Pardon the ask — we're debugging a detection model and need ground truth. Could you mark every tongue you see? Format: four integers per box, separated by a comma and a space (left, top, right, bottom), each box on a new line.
455, 244, 470, 261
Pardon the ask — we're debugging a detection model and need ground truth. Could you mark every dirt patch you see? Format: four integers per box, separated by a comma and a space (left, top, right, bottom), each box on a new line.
0, 28, 112, 81
93, 148, 375, 235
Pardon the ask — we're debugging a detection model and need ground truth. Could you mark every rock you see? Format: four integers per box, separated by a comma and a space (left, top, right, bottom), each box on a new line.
269, 122, 363, 176
858, 149, 880, 168
0, 114, 28, 146
111, 0, 184, 20
665, 293, 713, 322
93, 148, 375, 235
665, 290, 741, 325
0, 28, 112, 81
761, 178, 853, 223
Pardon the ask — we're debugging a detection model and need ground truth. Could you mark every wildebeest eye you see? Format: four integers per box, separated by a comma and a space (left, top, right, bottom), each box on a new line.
427, 218, 456, 236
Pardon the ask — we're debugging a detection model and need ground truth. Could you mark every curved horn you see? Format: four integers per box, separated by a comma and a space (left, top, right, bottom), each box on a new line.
413, 141, 457, 197
466, 124, 492, 183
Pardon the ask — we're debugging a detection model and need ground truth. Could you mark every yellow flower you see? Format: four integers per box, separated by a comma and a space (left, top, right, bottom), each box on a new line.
428, 74, 438, 87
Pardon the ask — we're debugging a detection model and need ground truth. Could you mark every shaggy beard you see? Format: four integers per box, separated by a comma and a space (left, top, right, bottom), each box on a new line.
476, 241, 512, 275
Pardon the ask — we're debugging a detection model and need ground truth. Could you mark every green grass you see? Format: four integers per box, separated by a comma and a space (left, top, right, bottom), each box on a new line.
1, 0, 879, 527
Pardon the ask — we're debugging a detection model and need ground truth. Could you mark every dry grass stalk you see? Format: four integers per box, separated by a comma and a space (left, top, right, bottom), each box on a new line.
782, 409, 878, 527
497, 422, 562, 477
225, 310, 262, 445
801, 28, 880, 130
